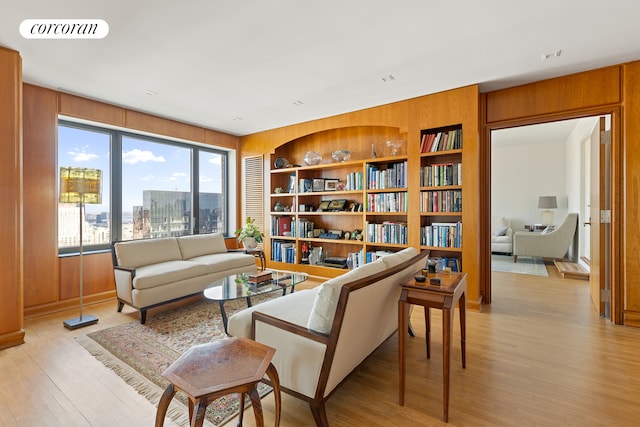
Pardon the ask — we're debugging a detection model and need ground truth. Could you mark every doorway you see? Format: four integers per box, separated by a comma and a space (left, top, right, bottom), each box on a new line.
489, 115, 610, 317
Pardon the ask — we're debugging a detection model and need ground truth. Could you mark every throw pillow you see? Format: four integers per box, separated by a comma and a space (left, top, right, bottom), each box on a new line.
493, 226, 508, 237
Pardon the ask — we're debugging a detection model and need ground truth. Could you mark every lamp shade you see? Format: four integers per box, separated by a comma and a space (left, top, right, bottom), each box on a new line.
537, 196, 557, 209
60, 167, 102, 204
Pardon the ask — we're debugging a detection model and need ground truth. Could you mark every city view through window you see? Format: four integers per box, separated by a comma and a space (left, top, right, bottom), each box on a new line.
58, 122, 227, 251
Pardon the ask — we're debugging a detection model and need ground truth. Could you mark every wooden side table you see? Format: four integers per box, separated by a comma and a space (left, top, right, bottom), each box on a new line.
245, 248, 266, 270
398, 272, 467, 422
155, 337, 280, 427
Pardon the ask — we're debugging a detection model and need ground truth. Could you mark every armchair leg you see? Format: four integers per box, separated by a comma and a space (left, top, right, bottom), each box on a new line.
117, 301, 124, 312
513, 255, 518, 263
309, 402, 329, 427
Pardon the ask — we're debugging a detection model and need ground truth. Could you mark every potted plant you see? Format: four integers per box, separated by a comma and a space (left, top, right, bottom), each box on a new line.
235, 217, 264, 249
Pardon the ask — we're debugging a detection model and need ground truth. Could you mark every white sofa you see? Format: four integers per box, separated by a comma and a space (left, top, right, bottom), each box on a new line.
228, 247, 429, 426
112, 233, 257, 323
491, 216, 513, 254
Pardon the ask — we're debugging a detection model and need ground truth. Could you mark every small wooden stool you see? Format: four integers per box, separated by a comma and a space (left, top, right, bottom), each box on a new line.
155, 337, 281, 427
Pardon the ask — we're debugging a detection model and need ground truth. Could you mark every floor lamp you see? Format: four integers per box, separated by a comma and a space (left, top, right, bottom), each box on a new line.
60, 167, 102, 329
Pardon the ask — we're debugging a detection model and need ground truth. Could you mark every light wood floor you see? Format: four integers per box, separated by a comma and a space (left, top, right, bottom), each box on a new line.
2, 266, 640, 426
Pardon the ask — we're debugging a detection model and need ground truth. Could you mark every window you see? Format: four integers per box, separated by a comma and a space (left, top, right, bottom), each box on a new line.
57, 120, 229, 253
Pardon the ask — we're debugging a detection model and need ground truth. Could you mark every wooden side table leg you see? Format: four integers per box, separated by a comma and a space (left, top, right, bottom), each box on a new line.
237, 393, 245, 427
398, 292, 409, 405
248, 385, 265, 427
460, 292, 466, 368
424, 306, 431, 359
191, 397, 208, 427
442, 308, 454, 423
155, 383, 176, 427
266, 363, 281, 427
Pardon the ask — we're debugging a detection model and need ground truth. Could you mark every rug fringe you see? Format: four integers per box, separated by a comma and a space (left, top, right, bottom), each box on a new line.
76, 335, 216, 427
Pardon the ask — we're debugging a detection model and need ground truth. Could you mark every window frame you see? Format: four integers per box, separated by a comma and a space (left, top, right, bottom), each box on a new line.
57, 119, 230, 255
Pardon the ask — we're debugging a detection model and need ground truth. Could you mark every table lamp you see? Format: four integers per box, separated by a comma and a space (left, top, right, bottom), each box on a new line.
538, 195, 557, 226
60, 167, 102, 329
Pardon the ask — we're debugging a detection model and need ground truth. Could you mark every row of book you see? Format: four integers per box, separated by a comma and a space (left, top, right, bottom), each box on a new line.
365, 221, 408, 244
429, 256, 462, 272
271, 240, 296, 263
421, 222, 462, 248
346, 172, 364, 191
366, 161, 408, 190
271, 216, 292, 236
366, 192, 408, 212
420, 190, 462, 213
420, 162, 462, 187
420, 128, 462, 153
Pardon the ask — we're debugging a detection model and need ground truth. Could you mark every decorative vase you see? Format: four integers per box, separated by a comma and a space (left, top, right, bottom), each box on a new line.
242, 237, 257, 249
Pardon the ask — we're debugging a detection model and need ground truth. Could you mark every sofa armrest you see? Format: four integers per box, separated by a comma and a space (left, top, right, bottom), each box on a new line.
113, 266, 136, 305
251, 311, 329, 399
252, 311, 329, 344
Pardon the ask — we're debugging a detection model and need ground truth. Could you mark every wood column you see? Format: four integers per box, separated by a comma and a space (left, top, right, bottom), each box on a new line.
0, 47, 24, 349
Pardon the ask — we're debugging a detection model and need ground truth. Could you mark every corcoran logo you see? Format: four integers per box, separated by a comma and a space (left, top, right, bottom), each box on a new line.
20, 19, 109, 39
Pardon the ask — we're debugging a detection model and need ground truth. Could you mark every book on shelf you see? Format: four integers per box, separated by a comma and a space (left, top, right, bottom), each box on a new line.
420, 128, 462, 153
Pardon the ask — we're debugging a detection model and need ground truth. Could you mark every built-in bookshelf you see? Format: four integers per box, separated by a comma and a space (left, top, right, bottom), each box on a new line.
420, 124, 463, 270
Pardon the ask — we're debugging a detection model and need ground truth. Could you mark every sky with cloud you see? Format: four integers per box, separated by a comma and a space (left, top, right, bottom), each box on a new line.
58, 125, 223, 217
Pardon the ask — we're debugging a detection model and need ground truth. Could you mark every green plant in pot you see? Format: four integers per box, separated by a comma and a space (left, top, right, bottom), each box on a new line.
235, 217, 264, 249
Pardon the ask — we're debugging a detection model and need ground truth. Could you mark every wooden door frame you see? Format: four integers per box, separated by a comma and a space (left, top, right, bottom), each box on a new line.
480, 107, 623, 324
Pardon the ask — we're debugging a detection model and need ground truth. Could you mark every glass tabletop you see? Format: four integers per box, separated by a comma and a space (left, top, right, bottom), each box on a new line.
203, 270, 308, 302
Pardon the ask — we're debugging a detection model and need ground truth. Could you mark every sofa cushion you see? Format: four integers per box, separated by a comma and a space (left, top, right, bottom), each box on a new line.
133, 260, 210, 290
177, 233, 227, 259
307, 258, 387, 334
115, 237, 182, 268
187, 252, 256, 273
228, 289, 318, 338
379, 247, 419, 269
493, 226, 508, 237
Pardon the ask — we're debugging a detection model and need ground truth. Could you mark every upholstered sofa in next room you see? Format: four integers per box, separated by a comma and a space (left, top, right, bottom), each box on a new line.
111, 233, 257, 323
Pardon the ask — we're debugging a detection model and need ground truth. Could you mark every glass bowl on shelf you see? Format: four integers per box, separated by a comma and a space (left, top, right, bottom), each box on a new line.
386, 139, 404, 156
303, 151, 322, 166
331, 149, 351, 162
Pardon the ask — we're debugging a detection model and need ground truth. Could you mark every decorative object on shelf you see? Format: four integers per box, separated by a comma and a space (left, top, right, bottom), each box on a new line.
312, 178, 325, 192
336, 182, 346, 191
371, 143, 377, 158
317, 200, 331, 211
273, 157, 289, 169
59, 166, 102, 329
386, 139, 404, 156
287, 173, 296, 193
235, 216, 264, 249
273, 201, 285, 212
303, 151, 322, 166
299, 178, 312, 193
324, 179, 339, 191
328, 199, 347, 211
538, 195, 557, 225
308, 246, 323, 265
274, 187, 284, 194
332, 149, 351, 162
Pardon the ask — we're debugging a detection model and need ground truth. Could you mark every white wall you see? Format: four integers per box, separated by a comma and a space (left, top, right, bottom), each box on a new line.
491, 134, 569, 231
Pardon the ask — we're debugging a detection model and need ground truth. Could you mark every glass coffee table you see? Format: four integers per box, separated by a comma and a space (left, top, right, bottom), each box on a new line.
203, 270, 308, 334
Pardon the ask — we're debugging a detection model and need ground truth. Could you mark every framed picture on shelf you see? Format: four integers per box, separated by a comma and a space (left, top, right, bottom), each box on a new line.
299, 179, 312, 193
328, 199, 347, 211
324, 179, 339, 191
312, 178, 325, 192
317, 200, 331, 211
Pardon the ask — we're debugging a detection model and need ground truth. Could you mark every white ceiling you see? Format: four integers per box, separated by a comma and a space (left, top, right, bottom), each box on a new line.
2, 1, 640, 136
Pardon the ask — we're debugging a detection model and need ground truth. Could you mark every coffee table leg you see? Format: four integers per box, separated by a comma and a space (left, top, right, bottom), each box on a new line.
219, 301, 229, 335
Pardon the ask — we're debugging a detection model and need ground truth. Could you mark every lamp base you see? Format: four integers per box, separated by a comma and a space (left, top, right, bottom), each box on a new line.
63, 314, 99, 329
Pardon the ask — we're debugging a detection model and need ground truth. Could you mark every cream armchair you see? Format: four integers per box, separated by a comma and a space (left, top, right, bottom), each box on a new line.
491, 216, 513, 254
513, 213, 578, 262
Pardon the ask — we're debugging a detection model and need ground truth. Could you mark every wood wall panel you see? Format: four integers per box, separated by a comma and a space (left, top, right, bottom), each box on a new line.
125, 110, 205, 142
623, 61, 640, 319
59, 93, 125, 126
59, 252, 115, 300
0, 47, 24, 349
205, 129, 239, 150
485, 66, 622, 123
23, 84, 60, 307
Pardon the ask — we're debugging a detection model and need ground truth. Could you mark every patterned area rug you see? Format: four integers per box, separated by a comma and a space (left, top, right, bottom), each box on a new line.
77, 296, 275, 427
491, 254, 549, 277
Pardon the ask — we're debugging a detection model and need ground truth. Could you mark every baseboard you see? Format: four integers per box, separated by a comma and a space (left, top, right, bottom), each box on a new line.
0, 329, 25, 350
624, 311, 640, 328
24, 290, 116, 319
